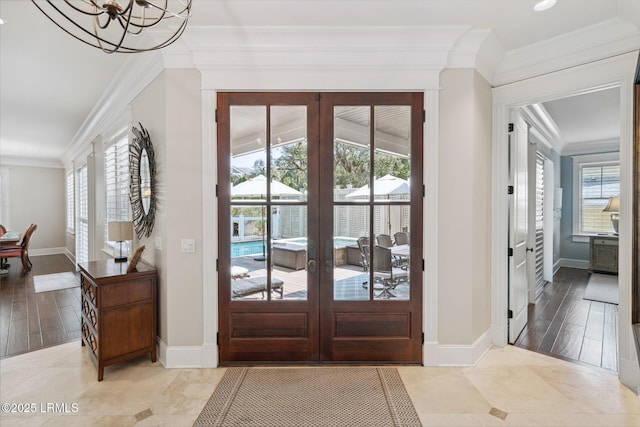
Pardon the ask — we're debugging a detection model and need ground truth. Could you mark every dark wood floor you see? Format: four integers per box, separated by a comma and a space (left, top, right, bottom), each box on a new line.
515, 267, 618, 372
0, 254, 80, 359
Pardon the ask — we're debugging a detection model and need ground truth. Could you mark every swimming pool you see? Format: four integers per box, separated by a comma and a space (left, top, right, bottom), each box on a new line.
231, 240, 265, 257
231, 237, 357, 257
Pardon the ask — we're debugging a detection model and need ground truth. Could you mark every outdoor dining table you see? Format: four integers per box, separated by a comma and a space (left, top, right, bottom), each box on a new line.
391, 244, 410, 258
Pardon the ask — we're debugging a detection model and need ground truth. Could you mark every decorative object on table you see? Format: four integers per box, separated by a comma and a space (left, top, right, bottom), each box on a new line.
30, 0, 192, 54
130, 123, 156, 239
602, 195, 619, 234
108, 221, 133, 262
127, 245, 146, 273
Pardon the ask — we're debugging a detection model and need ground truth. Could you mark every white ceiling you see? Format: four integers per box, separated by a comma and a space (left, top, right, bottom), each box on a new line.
1, 0, 639, 166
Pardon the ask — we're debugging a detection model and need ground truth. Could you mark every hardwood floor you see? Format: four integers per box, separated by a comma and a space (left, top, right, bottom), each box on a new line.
515, 267, 618, 372
0, 254, 80, 359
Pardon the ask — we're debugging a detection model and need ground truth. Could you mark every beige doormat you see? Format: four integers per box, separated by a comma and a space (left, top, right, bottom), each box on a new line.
194, 367, 422, 427
584, 273, 618, 305
33, 272, 79, 293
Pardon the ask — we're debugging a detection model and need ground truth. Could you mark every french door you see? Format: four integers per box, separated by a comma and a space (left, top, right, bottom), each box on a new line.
217, 92, 423, 364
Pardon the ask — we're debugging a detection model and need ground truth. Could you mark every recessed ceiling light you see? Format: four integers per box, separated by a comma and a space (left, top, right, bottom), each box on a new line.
534, 0, 557, 11
0, 18, 6, 25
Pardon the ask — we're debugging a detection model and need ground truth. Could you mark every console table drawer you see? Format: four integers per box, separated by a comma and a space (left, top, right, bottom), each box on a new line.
101, 279, 153, 308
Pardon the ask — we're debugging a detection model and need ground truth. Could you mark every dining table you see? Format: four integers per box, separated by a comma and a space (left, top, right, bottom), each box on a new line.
0, 231, 20, 271
0, 231, 21, 246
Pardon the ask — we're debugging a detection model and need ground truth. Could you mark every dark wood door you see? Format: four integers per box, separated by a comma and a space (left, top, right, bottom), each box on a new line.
318, 92, 423, 362
218, 92, 423, 364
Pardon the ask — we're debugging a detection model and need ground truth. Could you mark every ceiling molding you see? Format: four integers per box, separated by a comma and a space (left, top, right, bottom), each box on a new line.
446, 29, 505, 84
0, 156, 64, 169
62, 52, 165, 165
561, 138, 620, 156
180, 26, 470, 90
494, 18, 640, 86
519, 103, 563, 154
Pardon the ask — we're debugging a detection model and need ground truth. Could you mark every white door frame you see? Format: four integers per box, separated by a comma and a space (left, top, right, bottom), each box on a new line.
491, 51, 639, 390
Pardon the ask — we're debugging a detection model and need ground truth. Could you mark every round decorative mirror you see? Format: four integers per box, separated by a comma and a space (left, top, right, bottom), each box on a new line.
130, 123, 156, 238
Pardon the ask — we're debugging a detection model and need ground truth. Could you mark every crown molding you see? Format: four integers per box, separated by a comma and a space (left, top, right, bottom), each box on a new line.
561, 138, 620, 156
446, 29, 504, 84
494, 18, 640, 86
519, 103, 563, 153
62, 52, 165, 165
0, 155, 64, 169
181, 25, 470, 90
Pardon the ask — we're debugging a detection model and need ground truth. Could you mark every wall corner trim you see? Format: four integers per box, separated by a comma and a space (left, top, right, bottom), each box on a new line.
157, 339, 219, 368
424, 329, 492, 367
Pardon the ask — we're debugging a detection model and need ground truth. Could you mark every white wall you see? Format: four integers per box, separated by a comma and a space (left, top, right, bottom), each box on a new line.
438, 69, 492, 345
130, 68, 204, 352
6, 165, 65, 251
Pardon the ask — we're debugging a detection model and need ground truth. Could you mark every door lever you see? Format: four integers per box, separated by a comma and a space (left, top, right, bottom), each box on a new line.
308, 239, 317, 272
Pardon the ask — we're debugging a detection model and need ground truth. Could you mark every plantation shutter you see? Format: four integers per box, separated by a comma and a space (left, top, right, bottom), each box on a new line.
104, 137, 130, 243
534, 154, 545, 299
66, 170, 75, 232
77, 164, 89, 264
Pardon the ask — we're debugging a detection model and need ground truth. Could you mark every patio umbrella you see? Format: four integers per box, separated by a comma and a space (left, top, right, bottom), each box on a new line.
346, 174, 409, 234
231, 175, 302, 259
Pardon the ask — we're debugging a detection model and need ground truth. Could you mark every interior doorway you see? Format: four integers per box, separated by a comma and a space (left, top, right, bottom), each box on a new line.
507, 87, 622, 372
216, 92, 423, 364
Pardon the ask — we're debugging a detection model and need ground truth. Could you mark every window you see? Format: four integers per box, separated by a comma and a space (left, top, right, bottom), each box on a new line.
0, 168, 9, 229
573, 152, 619, 237
77, 164, 89, 264
66, 170, 75, 233
104, 135, 130, 246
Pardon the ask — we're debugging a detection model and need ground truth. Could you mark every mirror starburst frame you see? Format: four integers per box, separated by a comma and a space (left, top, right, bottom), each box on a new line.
130, 123, 156, 238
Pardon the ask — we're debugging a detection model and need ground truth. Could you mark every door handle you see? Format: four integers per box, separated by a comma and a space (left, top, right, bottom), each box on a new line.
324, 240, 333, 273
308, 239, 317, 273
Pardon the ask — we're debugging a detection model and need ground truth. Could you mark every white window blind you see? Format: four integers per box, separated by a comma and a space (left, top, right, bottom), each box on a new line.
579, 163, 619, 234
104, 136, 130, 244
66, 170, 75, 232
534, 154, 545, 298
0, 168, 9, 229
77, 164, 89, 264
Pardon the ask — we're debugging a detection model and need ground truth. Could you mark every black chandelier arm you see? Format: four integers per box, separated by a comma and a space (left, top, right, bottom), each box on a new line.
61, 0, 103, 17
32, 0, 192, 54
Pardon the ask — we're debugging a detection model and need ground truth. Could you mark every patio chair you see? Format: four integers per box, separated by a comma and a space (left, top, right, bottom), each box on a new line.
371, 245, 407, 299
393, 231, 409, 245
376, 234, 393, 248
357, 236, 370, 271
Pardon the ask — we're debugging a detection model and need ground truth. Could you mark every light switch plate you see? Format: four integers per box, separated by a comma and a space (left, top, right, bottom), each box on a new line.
181, 239, 196, 253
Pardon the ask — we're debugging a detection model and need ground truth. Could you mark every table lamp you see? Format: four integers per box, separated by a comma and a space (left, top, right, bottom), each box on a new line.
108, 221, 134, 262
602, 196, 619, 234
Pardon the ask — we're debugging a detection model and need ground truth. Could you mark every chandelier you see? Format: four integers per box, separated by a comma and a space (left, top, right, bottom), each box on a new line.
31, 1, 192, 54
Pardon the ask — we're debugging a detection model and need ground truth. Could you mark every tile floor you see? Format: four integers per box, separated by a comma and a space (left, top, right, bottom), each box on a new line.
1, 342, 639, 426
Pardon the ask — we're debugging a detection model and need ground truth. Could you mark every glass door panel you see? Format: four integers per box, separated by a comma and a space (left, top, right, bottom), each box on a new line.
372, 105, 411, 300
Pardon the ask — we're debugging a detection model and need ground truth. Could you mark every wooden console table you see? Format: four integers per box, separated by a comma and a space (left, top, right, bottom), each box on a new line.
79, 259, 157, 381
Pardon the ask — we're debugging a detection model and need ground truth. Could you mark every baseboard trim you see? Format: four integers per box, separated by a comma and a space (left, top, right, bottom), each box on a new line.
424, 329, 492, 367
31, 247, 67, 257
619, 357, 640, 395
157, 339, 218, 368
557, 258, 589, 270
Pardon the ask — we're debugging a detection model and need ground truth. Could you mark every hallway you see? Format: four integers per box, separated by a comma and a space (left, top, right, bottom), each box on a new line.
515, 267, 618, 371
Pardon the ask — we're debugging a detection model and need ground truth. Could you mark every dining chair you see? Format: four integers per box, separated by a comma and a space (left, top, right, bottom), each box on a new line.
0, 224, 37, 272
393, 231, 409, 245
371, 245, 408, 299
357, 236, 370, 271
376, 234, 393, 248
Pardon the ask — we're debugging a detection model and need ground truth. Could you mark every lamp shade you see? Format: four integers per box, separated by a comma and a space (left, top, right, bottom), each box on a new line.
108, 221, 134, 242
602, 196, 620, 213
